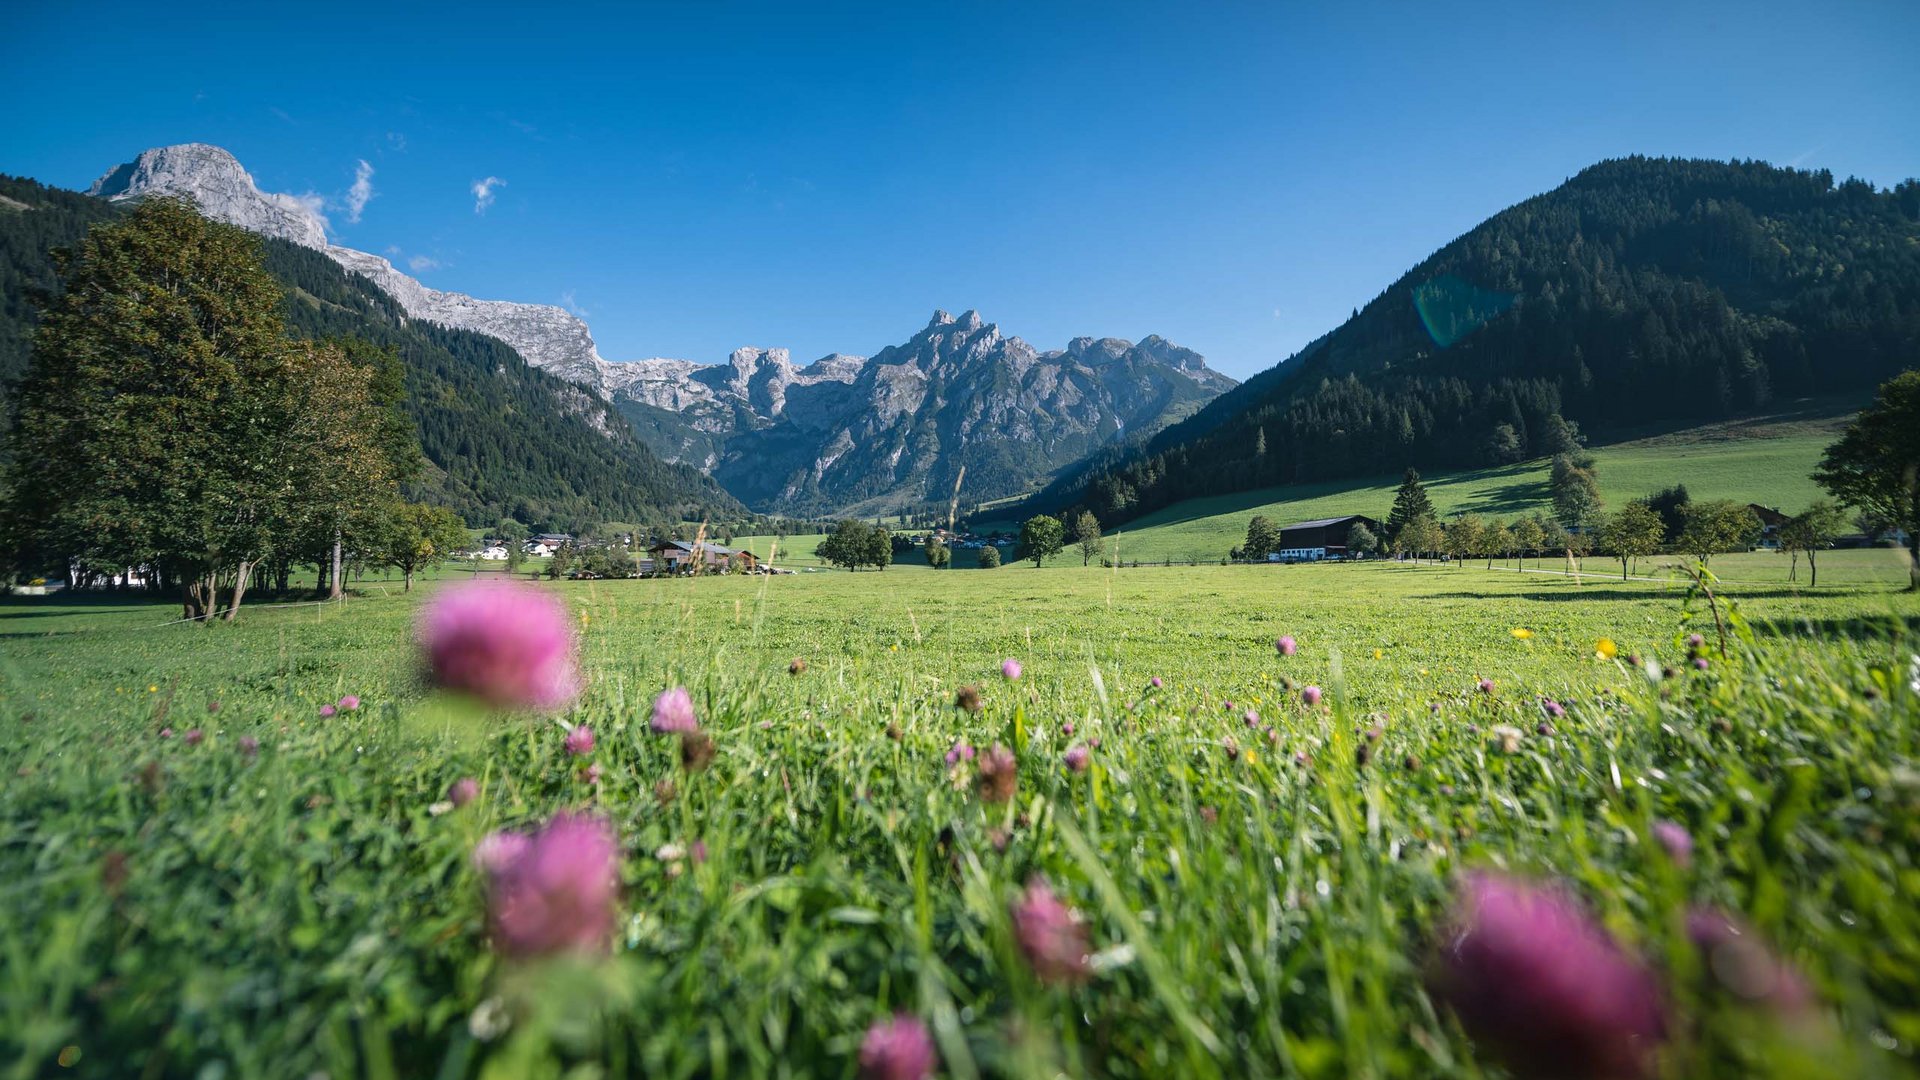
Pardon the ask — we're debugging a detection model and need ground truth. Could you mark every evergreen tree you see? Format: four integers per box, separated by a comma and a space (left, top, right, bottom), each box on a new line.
1385, 469, 1435, 541
1243, 515, 1282, 560
1550, 453, 1603, 531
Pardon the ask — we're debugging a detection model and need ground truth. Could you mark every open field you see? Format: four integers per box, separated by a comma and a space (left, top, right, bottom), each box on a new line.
1093, 431, 1841, 565
3, 563, 1918, 1077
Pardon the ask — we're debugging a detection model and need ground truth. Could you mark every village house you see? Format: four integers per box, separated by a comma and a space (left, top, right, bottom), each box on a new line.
645, 539, 761, 574
527, 533, 573, 557
1272, 515, 1382, 562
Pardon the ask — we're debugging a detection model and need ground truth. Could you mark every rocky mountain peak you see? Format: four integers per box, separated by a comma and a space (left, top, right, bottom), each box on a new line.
90, 143, 330, 249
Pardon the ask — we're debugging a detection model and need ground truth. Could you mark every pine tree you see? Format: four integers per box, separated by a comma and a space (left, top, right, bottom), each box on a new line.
1385, 469, 1435, 541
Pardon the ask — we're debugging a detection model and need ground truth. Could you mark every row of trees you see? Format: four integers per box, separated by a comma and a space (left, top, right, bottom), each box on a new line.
2, 198, 473, 619
817, 519, 894, 571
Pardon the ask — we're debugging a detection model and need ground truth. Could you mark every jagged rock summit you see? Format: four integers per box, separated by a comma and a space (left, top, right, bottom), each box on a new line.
89, 143, 611, 388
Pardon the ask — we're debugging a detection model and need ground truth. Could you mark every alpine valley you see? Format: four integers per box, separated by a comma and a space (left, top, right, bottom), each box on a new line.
60, 144, 1236, 518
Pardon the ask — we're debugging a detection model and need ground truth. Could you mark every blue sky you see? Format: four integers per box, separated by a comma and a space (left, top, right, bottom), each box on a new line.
4, 2, 1918, 379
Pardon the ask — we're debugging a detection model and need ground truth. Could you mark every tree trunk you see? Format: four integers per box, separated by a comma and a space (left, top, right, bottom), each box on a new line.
329, 533, 344, 601
1808, 550, 1818, 588
1621, 557, 1629, 581
404, 566, 414, 592
1908, 531, 1919, 592
223, 560, 253, 622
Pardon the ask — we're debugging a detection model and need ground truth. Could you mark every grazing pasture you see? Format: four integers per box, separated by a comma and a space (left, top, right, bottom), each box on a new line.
2, 562, 1917, 1078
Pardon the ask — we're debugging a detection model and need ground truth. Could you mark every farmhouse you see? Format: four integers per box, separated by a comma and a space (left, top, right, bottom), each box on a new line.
646, 539, 760, 573
528, 533, 573, 557
1747, 504, 1789, 547
1273, 515, 1381, 562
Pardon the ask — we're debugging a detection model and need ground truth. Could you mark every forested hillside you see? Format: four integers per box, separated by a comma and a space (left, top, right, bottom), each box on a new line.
1042, 157, 1920, 526
0, 174, 740, 528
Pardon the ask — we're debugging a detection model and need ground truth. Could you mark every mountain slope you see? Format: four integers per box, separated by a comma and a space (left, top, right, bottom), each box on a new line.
611, 311, 1235, 515
1040, 157, 1920, 527
0, 172, 740, 528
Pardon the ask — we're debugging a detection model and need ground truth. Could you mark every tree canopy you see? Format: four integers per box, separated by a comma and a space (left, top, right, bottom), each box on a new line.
1815, 370, 1920, 590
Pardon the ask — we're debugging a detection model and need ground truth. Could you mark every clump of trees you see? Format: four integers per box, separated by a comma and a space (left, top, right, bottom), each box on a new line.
2, 198, 427, 620
817, 519, 893, 571
924, 535, 951, 569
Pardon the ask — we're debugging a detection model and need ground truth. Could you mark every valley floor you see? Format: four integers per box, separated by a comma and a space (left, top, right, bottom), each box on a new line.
2, 561, 1916, 1077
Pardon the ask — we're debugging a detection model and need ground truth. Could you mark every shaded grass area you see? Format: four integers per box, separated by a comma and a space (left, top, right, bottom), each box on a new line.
1, 564, 1917, 1077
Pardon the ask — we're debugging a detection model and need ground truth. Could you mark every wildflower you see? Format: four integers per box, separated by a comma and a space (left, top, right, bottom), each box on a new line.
1492, 725, 1524, 753
448, 777, 480, 807
651, 687, 698, 733
1061, 721, 1075, 736
580, 763, 603, 785
1686, 908, 1813, 1014
206, 700, 221, 714
337, 694, 361, 711
1686, 633, 1705, 650
1478, 678, 1496, 695
1542, 699, 1566, 718
1651, 821, 1692, 868
975, 743, 1018, 803
1012, 877, 1091, 983
1430, 873, 1667, 1080
147, 684, 157, 693
859, 1015, 936, 1080
318, 704, 336, 717
1001, 658, 1023, 680
1276, 635, 1298, 656
1243, 708, 1261, 727
1693, 657, 1710, 671
472, 831, 532, 876
183, 729, 204, 746
1596, 638, 1619, 660
1064, 745, 1090, 772
788, 657, 807, 676
480, 812, 618, 959
944, 741, 975, 766
418, 581, 580, 711
680, 731, 716, 772
564, 725, 595, 755
1373, 647, 1385, 660
954, 685, 984, 712
690, 840, 708, 863
1150, 676, 1163, 689
1511, 628, 1533, 640
238, 735, 259, 757
1301, 685, 1323, 707
158, 727, 173, 739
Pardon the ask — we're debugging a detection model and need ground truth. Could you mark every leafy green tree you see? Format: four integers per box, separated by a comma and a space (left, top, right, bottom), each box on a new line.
978, 543, 1002, 569
1243, 515, 1281, 561
864, 525, 893, 571
497, 520, 529, 575
1483, 521, 1513, 569
1511, 516, 1546, 570
1599, 502, 1665, 579
817, 519, 870, 571
4, 197, 392, 620
1445, 515, 1485, 569
1385, 469, 1434, 542
1019, 515, 1065, 568
546, 539, 575, 580
382, 502, 470, 590
924, 535, 951, 569
1815, 370, 1920, 590
1074, 511, 1103, 566
1677, 500, 1760, 564
1394, 512, 1442, 565
1778, 499, 1848, 587
1346, 521, 1380, 559
1550, 453, 1603, 532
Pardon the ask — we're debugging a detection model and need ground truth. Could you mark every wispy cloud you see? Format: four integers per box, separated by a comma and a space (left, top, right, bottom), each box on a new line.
1787, 144, 1827, 168
344, 160, 375, 223
471, 175, 506, 214
269, 105, 297, 125
289, 191, 328, 231
408, 254, 441, 272
386, 131, 407, 151
560, 290, 589, 317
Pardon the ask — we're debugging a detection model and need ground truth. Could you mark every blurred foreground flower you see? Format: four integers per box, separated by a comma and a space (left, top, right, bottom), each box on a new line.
651, 687, 699, 733
419, 581, 579, 711
478, 812, 618, 959
448, 777, 479, 807
1430, 873, 1665, 1080
1001, 658, 1023, 680
337, 694, 361, 711
1686, 908, 1813, 1015
1012, 877, 1091, 984
975, 743, 1017, 802
1064, 744, 1090, 772
1300, 685, 1323, 707
565, 725, 595, 755
1596, 638, 1619, 659
1275, 635, 1297, 656
858, 1014, 936, 1080
1651, 821, 1692, 868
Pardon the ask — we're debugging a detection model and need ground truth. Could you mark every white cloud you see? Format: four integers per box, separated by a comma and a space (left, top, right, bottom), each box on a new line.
471, 175, 506, 214
408, 255, 441, 272
560, 290, 589, 317
387, 131, 407, 151
345, 159, 375, 223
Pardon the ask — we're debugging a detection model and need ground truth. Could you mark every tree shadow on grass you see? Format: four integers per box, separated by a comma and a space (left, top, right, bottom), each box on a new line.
1746, 613, 1920, 642
1420, 587, 1889, 602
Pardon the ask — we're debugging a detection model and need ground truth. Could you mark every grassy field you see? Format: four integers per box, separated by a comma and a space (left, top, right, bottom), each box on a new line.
1090, 431, 1840, 565
3, 561, 1917, 1077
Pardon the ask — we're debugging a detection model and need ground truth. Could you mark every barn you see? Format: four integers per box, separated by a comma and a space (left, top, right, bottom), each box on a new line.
1273, 515, 1382, 562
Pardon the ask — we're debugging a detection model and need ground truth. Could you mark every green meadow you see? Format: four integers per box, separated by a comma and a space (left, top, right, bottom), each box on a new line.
3, 558, 1917, 1077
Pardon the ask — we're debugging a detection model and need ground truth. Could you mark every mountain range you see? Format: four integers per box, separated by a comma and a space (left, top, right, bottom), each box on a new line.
80, 144, 1234, 516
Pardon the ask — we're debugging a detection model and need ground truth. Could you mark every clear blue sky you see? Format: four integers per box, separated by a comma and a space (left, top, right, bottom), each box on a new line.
4, 2, 1917, 379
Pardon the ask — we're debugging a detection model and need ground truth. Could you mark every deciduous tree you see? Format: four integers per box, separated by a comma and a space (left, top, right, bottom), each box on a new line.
1019, 515, 1065, 568
1815, 371, 1920, 590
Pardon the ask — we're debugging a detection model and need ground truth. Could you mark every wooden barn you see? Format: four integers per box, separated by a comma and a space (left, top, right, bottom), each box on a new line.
1273, 515, 1382, 561
646, 540, 759, 573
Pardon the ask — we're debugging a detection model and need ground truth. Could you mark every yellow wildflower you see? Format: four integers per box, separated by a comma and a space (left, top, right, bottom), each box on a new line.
1511, 628, 1533, 640
1595, 638, 1619, 659
1373, 648, 1384, 660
